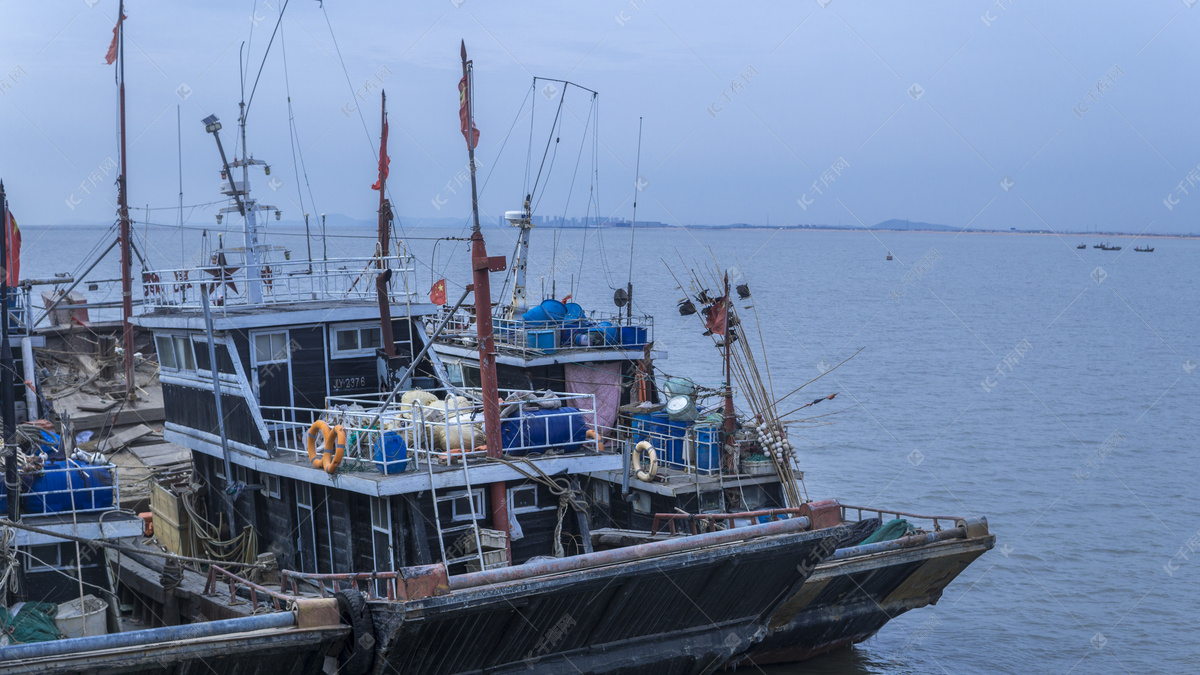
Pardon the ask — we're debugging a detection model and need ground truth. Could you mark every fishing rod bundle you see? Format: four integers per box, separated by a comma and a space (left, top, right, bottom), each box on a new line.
677, 263, 806, 507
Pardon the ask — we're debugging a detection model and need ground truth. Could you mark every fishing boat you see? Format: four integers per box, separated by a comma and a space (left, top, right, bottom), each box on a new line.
1077, 243, 1086, 249
426, 83, 994, 672
1135, 245, 1154, 252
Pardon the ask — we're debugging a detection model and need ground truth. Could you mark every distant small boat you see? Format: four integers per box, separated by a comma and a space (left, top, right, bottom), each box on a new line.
1092, 243, 1104, 249
1135, 245, 1154, 252
886, 251, 893, 261
1077, 243, 1086, 249
1097, 240, 1121, 251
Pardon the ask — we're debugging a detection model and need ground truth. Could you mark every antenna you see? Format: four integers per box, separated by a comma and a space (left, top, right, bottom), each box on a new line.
626, 117, 643, 322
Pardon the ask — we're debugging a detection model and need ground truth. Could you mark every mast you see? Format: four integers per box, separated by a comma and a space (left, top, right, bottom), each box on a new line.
461, 41, 510, 560
1, 182, 17, 522
626, 117, 642, 324
722, 273, 734, 436
375, 91, 396, 357
117, 0, 134, 399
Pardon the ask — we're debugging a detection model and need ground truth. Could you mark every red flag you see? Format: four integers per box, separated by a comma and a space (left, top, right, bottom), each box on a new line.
704, 295, 727, 336
4, 210, 19, 287
458, 74, 480, 150
371, 117, 390, 190
429, 279, 447, 305
105, 13, 125, 65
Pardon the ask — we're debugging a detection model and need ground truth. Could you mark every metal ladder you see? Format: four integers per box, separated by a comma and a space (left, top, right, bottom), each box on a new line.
424, 422, 487, 572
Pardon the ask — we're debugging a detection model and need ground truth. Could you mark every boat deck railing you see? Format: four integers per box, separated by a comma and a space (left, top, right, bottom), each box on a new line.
19, 461, 120, 517
262, 388, 602, 477
436, 309, 654, 356
280, 569, 400, 602
204, 564, 296, 612
838, 503, 964, 532
140, 255, 418, 310
6, 286, 33, 336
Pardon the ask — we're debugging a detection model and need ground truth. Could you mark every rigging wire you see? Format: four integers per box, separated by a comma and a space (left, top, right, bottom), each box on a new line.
279, 23, 321, 226
242, 0, 292, 124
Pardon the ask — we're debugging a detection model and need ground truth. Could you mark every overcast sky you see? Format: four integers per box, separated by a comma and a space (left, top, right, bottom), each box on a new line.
2, 1, 1199, 234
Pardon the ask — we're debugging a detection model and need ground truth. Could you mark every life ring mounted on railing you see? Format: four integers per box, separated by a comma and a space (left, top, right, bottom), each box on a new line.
306, 420, 347, 474
633, 440, 658, 482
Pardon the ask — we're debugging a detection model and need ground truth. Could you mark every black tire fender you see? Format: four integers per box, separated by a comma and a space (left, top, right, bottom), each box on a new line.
335, 589, 376, 675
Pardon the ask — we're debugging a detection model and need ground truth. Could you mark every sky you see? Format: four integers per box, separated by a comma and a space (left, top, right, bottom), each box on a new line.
2, 1, 1200, 234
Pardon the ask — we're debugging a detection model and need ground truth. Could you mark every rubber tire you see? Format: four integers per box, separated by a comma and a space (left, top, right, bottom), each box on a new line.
335, 589, 376, 675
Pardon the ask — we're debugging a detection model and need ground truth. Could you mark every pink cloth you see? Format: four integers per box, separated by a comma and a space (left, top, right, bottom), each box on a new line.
564, 362, 623, 430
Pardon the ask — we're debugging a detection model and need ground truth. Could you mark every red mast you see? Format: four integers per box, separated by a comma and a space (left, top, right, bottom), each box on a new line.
460, 42, 510, 560
117, 0, 134, 399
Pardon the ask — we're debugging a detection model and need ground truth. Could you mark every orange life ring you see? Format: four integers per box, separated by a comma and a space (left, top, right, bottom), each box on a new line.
306, 420, 346, 474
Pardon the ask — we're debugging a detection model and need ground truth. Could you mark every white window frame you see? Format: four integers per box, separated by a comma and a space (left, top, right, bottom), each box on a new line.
370, 497, 394, 579
214, 458, 226, 481
155, 333, 197, 374
192, 335, 239, 383
449, 488, 485, 522
155, 334, 177, 370
329, 323, 384, 359
173, 335, 196, 371
261, 474, 281, 499
508, 484, 543, 515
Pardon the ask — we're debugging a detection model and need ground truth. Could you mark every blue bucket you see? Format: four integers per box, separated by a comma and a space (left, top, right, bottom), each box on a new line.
373, 432, 409, 475
695, 425, 721, 473
540, 299, 568, 322
527, 329, 557, 353
621, 326, 647, 347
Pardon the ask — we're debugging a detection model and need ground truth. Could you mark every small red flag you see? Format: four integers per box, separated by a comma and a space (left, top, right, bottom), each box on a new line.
105, 13, 125, 65
429, 279, 447, 305
371, 117, 390, 190
458, 75, 480, 150
4, 210, 18, 287
704, 295, 727, 336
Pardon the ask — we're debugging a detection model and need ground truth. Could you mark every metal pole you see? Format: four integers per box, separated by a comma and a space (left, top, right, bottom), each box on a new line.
723, 273, 734, 437
0, 183, 17, 522
461, 42, 509, 561
117, 1, 134, 399
33, 238, 118, 327
201, 283, 236, 528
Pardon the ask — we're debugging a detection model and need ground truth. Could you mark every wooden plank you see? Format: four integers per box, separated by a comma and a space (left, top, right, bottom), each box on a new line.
103, 424, 155, 452
127, 442, 190, 468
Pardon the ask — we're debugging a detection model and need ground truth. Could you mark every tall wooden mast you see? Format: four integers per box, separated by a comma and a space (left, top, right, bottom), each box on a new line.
461, 42, 510, 559
375, 91, 395, 357
117, 0, 134, 398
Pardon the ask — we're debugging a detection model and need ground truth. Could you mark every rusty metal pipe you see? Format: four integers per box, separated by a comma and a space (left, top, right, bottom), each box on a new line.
448, 515, 811, 591
828, 526, 966, 561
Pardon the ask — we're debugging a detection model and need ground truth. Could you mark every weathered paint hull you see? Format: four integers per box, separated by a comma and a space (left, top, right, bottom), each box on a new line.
0, 625, 347, 675
370, 528, 841, 674
732, 535, 995, 667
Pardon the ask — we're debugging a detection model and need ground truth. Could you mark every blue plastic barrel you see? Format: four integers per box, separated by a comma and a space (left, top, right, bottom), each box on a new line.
540, 299, 568, 322
527, 329, 557, 353
564, 302, 585, 321
621, 326, 647, 347
501, 407, 589, 456
522, 305, 552, 325
373, 432, 409, 475
695, 425, 721, 473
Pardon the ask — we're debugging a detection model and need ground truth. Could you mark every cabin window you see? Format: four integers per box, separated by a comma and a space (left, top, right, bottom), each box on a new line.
445, 361, 465, 387
740, 485, 768, 511
508, 484, 541, 514
155, 335, 177, 370
173, 336, 196, 371
234, 464, 254, 488
261, 474, 281, 499
25, 544, 63, 571
330, 324, 383, 359
449, 489, 485, 521
254, 332, 290, 364
194, 338, 237, 376
296, 481, 312, 507
214, 458, 226, 481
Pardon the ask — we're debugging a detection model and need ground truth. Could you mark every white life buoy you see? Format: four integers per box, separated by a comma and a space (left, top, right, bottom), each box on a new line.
633, 440, 658, 482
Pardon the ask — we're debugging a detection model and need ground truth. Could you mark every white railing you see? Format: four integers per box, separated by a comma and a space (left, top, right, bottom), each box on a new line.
261, 388, 602, 476
18, 461, 120, 516
617, 415, 724, 476
140, 255, 418, 309
436, 310, 654, 356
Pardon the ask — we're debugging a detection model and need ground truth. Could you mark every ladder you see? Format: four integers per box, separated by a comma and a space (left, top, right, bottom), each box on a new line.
424, 425, 487, 572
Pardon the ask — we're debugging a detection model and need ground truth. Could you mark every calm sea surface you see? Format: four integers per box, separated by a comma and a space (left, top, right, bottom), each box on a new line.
23, 223, 1200, 674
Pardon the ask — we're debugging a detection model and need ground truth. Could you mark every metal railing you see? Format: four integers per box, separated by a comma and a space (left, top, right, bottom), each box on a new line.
650, 508, 804, 535
838, 504, 963, 533
140, 255, 417, 309
19, 461, 119, 516
262, 388, 601, 476
436, 309, 654, 356
280, 569, 400, 601
204, 564, 295, 612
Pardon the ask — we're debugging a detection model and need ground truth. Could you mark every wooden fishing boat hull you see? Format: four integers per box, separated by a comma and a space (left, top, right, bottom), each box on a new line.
369, 527, 840, 674
730, 531, 994, 667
